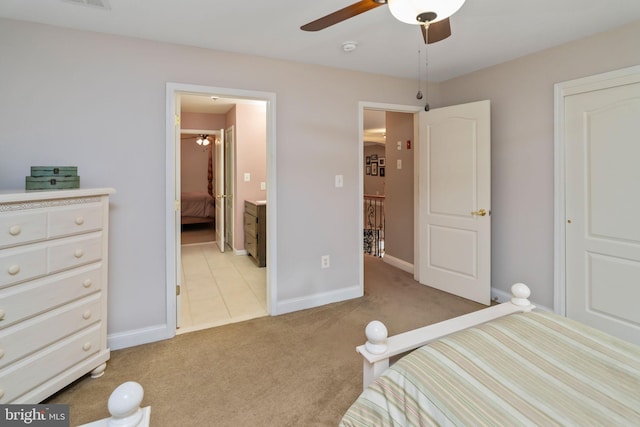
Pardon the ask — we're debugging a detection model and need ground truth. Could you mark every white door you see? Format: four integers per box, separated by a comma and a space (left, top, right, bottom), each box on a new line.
417, 100, 491, 305
224, 126, 235, 248
215, 128, 225, 252
173, 95, 183, 327
563, 69, 640, 344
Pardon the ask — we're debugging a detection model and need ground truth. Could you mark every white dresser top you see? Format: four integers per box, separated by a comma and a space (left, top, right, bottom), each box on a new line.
0, 188, 115, 204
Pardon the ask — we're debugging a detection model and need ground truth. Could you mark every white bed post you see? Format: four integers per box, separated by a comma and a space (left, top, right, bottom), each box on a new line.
358, 283, 535, 390
362, 320, 389, 388
78, 381, 151, 427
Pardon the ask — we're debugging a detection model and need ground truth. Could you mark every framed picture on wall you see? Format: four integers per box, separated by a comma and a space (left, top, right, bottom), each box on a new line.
371, 154, 378, 161
371, 162, 378, 176
366, 156, 371, 165
379, 167, 385, 177
378, 157, 386, 167
366, 166, 371, 175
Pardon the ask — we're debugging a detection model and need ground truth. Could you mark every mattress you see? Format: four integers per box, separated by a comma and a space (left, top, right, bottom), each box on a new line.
340, 311, 640, 427
181, 192, 215, 219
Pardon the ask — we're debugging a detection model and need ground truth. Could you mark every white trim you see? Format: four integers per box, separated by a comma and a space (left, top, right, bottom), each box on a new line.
275, 286, 361, 315
166, 83, 278, 340
108, 324, 171, 351
553, 65, 640, 316
358, 102, 422, 293
383, 254, 414, 274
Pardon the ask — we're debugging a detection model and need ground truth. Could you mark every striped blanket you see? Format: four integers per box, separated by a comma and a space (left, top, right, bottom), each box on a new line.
340, 311, 640, 426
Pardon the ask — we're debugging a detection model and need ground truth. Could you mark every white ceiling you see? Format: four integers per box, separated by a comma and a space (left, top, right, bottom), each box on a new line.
1, 0, 639, 83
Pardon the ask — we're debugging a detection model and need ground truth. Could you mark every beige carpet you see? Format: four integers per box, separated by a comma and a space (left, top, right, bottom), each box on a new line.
45, 256, 483, 426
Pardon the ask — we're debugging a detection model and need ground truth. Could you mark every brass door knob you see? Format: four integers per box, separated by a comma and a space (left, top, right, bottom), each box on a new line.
471, 209, 487, 216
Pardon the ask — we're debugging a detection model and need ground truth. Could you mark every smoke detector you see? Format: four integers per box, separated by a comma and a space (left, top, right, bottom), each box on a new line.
342, 41, 358, 52
62, 0, 111, 10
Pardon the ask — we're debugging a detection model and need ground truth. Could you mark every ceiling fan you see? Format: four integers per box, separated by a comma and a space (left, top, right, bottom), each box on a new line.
181, 134, 213, 149
301, 0, 465, 44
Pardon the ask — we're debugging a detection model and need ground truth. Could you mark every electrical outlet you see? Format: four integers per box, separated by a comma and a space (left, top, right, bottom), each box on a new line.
335, 174, 344, 188
321, 255, 330, 269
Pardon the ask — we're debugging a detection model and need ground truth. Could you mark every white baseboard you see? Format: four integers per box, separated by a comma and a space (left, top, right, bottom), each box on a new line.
234, 249, 248, 256
274, 285, 362, 315
383, 254, 414, 274
108, 324, 173, 350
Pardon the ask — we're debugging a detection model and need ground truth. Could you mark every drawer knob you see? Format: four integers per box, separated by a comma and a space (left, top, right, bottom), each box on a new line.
83, 279, 93, 288
82, 310, 92, 320
8, 265, 20, 275
83, 342, 92, 351
75, 216, 85, 226
0, 309, 5, 320
74, 249, 84, 258
9, 225, 21, 236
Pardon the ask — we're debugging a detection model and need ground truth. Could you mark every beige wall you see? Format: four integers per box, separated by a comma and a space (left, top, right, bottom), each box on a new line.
0, 16, 637, 346
437, 21, 640, 307
384, 112, 415, 264
0, 17, 422, 346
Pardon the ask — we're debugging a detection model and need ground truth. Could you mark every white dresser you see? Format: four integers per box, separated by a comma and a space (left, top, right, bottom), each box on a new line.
0, 188, 114, 403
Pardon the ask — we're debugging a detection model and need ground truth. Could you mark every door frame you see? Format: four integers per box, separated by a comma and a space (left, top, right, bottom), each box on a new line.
166, 82, 277, 336
358, 102, 422, 291
553, 65, 640, 315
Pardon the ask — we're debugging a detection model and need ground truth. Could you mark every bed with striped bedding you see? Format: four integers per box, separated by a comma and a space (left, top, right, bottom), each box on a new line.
340, 311, 640, 426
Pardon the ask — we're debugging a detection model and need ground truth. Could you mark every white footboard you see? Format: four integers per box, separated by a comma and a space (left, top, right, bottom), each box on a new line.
357, 283, 535, 390
78, 381, 151, 427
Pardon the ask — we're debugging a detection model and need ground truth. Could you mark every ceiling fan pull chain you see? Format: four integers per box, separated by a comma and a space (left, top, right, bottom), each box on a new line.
416, 48, 423, 100
424, 35, 430, 111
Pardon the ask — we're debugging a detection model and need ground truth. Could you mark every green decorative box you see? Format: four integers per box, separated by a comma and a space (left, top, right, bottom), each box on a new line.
30, 166, 78, 177
26, 166, 80, 190
26, 176, 80, 190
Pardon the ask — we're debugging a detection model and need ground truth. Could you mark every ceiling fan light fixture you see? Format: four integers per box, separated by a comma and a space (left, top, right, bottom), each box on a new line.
388, 0, 465, 25
196, 134, 210, 146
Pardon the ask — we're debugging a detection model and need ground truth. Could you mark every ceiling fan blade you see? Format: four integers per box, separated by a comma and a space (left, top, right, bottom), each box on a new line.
301, 1, 385, 31
420, 18, 452, 44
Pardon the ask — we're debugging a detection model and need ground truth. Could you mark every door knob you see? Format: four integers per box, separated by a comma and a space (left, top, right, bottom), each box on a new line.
471, 209, 487, 216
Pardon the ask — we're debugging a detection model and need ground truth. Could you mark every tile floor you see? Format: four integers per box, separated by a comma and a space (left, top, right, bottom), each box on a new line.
178, 242, 267, 335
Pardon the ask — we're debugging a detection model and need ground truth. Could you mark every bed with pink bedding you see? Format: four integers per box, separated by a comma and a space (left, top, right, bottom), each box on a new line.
181, 192, 215, 224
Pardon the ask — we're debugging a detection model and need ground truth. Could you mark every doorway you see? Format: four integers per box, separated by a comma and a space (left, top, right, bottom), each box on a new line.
359, 101, 492, 305
166, 83, 277, 337
359, 102, 421, 292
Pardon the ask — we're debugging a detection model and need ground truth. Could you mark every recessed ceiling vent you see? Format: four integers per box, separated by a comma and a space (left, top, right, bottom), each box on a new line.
62, 0, 111, 10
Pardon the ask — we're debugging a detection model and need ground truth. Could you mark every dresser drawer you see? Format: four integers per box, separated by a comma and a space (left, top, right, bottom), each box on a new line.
244, 201, 258, 217
0, 324, 102, 403
0, 294, 102, 369
0, 246, 47, 288
245, 232, 257, 258
244, 212, 257, 235
48, 232, 102, 274
0, 264, 102, 330
48, 203, 103, 238
0, 211, 47, 249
